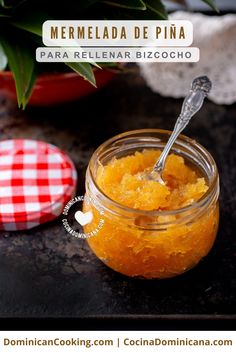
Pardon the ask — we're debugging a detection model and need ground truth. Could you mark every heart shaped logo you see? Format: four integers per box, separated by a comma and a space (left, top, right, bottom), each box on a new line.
74, 210, 93, 226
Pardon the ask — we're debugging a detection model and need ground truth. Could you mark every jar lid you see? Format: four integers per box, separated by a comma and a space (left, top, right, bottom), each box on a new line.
0, 139, 77, 231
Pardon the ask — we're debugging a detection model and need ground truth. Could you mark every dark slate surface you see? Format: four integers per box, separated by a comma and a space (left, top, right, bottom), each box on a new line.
0, 72, 236, 320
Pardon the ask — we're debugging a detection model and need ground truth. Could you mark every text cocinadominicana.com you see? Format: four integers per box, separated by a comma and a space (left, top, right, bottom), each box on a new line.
3, 337, 233, 348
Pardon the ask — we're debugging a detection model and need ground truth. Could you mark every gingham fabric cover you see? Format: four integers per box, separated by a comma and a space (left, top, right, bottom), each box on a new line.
0, 139, 77, 231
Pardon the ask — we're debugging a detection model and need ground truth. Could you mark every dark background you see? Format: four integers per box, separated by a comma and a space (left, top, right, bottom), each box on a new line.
0, 71, 236, 329
0, 1, 236, 330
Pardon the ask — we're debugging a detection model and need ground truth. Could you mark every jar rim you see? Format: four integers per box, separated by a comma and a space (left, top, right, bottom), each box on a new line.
87, 129, 219, 219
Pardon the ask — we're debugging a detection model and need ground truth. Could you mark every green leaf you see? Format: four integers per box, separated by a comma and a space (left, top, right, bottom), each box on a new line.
0, 33, 36, 108
0, 42, 7, 70
0, 0, 27, 8
10, 10, 50, 37
167, 0, 186, 4
100, 62, 118, 68
101, 0, 146, 10
11, 19, 43, 37
66, 62, 96, 87
145, 0, 167, 19
201, 0, 219, 12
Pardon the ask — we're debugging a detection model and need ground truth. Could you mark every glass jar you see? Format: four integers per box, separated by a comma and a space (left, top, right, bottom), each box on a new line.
83, 129, 220, 279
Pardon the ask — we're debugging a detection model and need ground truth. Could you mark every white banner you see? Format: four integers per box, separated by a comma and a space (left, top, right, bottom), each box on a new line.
36, 47, 199, 63
0, 331, 235, 354
42, 20, 193, 47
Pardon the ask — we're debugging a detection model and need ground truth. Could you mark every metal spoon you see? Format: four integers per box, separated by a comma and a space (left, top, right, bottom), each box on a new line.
144, 76, 212, 184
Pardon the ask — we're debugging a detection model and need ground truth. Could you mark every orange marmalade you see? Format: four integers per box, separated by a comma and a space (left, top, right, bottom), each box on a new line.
84, 130, 219, 279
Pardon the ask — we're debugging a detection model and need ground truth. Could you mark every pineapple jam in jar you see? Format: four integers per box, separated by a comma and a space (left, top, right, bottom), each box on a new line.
84, 130, 219, 279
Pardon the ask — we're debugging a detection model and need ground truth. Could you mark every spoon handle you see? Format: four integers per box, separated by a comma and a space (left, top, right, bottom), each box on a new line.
153, 76, 212, 174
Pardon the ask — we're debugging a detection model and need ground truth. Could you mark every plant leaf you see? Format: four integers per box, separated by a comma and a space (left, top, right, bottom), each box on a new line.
101, 0, 146, 10
11, 19, 43, 36
66, 62, 96, 87
201, 0, 219, 12
0, 42, 7, 70
167, 0, 186, 5
10, 10, 50, 36
0, 33, 36, 108
144, 0, 167, 19
12, 16, 101, 73
0, 0, 27, 8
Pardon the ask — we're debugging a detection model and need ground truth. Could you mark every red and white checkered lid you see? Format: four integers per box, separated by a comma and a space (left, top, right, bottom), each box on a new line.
0, 139, 77, 231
